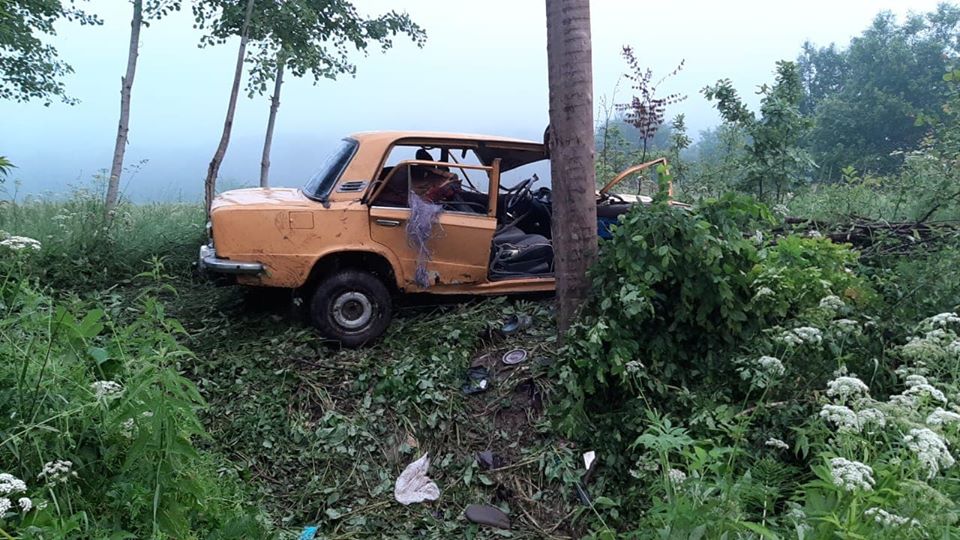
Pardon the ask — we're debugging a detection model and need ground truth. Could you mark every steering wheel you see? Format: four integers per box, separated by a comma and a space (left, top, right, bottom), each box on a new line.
503, 177, 536, 220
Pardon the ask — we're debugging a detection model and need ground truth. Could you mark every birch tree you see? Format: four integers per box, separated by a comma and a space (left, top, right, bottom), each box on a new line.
104, 0, 183, 217
243, 0, 424, 187
195, 0, 257, 214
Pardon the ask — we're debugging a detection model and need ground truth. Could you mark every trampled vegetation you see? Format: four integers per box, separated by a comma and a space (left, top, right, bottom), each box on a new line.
4, 2, 960, 539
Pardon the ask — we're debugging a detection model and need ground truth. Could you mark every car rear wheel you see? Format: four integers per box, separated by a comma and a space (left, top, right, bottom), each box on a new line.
310, 270, 392, 347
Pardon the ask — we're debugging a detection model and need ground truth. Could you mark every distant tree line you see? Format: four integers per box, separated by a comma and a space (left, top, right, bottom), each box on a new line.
599, 3, 960, 202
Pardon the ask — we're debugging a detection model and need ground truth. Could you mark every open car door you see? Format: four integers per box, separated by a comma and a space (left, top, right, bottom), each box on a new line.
598, 157, 673, 203
366, 159, 501, 291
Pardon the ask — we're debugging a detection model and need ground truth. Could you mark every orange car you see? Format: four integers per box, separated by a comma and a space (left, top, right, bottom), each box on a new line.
199, 131, 663, 345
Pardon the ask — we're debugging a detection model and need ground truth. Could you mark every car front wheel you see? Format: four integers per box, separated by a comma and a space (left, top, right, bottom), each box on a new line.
310, 270, 392, 347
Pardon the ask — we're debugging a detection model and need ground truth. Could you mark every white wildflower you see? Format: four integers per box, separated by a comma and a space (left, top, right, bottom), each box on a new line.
795, 327, 823, 345
758, 356, 785, 377
765, 438, 790, 450
667, 468, 686, 485
826, 375, 870, 403
808, 230, 823, 238
752, 230, 764, 244
927, 408, 960, 426
785, 502, 806, 522
772, 204, 789, 218
857, 408, 886, 430
864, 507, 919, 528
0, 235, 42, 251
947, 340, 960, 356
38, 460, 76, 484
777, 327, 823, 347
754, 286, 775, 298
820, 404, 861, 433
90, 380, 122, 399
902, 382, 948, 405
819, 295, 845, 311
625, 360, 644, 375
737, 356, 785, 388
777, 330, 803, 347
830, 457, 875, 491
903, 428, 955, 479
18, 497, 31, 512
832, 319, 861, 336
924, 329, 954, 346
0, 497, 10, 515
923, 312, 960, 328
905, 374, 930, 388
120, 418, 136, 438
901, 336, 946, 362
0, 473, 26, 495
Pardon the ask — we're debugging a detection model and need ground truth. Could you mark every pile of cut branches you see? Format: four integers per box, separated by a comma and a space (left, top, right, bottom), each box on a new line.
782, 216, 960, 258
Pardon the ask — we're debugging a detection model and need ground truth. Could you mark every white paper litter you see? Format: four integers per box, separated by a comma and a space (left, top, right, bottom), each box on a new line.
583, 451, 596, 470
394, 453, 440, 505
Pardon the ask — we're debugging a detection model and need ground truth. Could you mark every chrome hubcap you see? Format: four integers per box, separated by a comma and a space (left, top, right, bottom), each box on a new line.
332, 291, 373, 330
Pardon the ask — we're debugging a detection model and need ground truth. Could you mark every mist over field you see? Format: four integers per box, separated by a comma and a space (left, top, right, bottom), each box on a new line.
1, 0, 942, 201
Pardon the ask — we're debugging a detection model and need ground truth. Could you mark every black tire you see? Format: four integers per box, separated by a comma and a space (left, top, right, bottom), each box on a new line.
310, 270, 392, 347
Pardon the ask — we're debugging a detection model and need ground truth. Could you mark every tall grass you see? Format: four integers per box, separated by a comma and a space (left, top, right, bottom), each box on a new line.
1, 184, 205, 290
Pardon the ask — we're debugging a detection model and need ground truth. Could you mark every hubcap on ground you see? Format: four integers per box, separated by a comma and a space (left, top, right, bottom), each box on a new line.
332, 291, 373, 330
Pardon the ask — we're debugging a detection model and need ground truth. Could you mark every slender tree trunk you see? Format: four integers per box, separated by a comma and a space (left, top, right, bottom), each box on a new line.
104, 0, 143, 218
545, 0, 597, 336
204, 0, 257, 214
259, 55, 285, 188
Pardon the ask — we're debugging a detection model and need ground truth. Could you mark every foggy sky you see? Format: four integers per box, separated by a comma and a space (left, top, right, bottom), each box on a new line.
0, 0, 944, 201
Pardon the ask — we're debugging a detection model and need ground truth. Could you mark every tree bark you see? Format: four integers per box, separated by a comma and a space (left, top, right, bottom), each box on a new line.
545, 0, 597, 336
104, 0, 143, 218
204, 0, 257, 214
259, 55, 285, 188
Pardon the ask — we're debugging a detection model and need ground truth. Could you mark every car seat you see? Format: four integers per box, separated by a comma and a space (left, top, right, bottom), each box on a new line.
489, 225, 554, 278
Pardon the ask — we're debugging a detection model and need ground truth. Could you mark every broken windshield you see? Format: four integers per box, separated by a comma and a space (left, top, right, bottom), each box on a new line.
303, 138, 359, 201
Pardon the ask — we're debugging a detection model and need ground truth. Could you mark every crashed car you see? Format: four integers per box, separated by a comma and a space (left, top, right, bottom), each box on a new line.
199, 131, 669, 346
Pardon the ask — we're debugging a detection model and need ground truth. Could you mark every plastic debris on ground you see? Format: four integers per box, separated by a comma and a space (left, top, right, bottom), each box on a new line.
500, 314, 533, 335
394, 453, 441, 505
461, 366, 491, 395
476, 450, 505, 470
298, 526, 318, 540
465, 504, 511, 529
502, 348, 528, 365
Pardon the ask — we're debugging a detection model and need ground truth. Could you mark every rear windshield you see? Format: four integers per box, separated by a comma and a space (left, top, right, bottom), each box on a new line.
303, 138, 358, 200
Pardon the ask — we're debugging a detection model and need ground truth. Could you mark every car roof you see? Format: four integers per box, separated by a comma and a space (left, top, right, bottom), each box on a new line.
348, 131, 542, 147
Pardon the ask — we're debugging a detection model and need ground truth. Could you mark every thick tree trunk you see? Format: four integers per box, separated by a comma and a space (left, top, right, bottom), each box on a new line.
259, 56, 285, 188
545, 0, 597, 336
104, 0, 143, 218
204, 0, 257, 214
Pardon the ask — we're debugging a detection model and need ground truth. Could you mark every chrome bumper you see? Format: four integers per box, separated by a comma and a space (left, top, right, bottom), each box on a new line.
198, 244, 264, 275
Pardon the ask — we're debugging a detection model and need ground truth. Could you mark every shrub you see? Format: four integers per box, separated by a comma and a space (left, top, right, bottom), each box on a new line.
0, 252, 272, 538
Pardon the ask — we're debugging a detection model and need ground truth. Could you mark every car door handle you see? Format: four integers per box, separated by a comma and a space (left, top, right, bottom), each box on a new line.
375, 219, 402, 227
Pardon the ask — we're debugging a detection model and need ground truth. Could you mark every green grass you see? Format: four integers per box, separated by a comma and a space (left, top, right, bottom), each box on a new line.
1, 186, 205, 289
2, 192, 592, 537
169, 280, 586, 538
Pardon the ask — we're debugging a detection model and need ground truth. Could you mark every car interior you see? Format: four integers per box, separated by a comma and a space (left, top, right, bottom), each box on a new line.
369, 144, 637, 281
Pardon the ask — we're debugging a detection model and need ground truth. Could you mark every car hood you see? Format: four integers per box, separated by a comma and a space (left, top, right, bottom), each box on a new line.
212, 188, 313, 209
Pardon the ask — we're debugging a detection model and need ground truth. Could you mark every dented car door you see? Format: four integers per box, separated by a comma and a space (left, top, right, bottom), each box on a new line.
367, 160, 500, 290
